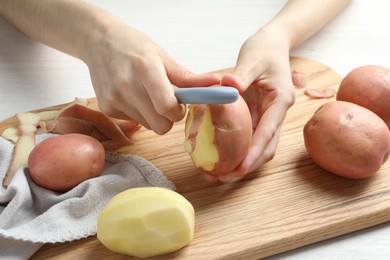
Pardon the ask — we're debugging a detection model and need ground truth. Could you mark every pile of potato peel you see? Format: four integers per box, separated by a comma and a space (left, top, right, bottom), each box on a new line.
1, 97, 141, 190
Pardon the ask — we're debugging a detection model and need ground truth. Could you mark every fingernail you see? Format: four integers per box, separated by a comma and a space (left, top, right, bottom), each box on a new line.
203, 174, 218, 184
219, 173, 242, 183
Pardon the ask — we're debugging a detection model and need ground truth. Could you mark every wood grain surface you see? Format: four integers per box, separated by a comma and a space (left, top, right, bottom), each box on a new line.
1, 57, 390, 259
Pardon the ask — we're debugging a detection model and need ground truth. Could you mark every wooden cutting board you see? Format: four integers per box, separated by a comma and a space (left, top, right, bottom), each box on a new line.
2, 57, 390, 259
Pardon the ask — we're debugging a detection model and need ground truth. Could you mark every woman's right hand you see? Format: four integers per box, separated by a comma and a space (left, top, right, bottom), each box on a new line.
84, 24, 221, 134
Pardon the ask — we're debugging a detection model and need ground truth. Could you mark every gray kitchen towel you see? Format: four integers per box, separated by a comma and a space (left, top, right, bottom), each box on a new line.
0, 134, 175, 260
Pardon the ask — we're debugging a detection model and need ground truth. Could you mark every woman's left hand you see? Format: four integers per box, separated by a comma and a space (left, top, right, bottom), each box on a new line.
204, 27, 296, 183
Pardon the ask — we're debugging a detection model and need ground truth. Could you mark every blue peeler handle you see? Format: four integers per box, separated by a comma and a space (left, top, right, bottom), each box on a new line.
174, 86, 239, 104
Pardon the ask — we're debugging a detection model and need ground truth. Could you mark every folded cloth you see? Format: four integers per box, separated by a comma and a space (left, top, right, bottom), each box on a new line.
0, 134, 175, 260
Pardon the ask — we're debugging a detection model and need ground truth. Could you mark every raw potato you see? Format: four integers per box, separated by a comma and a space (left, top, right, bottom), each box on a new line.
97, 187, 195, 258
184, 95, 252, 175
337, 65, 390, 128
28, 133, 105, 192
303, 101, 390, 178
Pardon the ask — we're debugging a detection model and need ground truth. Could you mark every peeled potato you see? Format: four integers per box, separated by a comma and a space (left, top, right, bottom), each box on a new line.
97, 187, 195, 258
303, 101, 390, 178
184, 95, 252, 175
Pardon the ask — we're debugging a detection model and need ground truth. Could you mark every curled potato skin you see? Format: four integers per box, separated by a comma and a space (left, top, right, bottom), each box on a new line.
28, 133, 105, 192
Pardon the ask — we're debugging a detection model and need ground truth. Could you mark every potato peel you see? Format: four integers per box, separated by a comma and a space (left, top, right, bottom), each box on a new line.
48, 98, 141, 152
2, 112, 41, 187
304, 88, 336, 99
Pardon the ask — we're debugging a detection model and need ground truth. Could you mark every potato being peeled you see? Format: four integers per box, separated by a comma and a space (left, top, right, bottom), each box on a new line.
337, 65, 390, 128
184, 95, 252, 175
28, 133, 105, 192
303, 101, 390, 179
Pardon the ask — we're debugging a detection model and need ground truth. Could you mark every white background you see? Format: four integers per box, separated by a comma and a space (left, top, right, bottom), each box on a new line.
1, 1, 390, 258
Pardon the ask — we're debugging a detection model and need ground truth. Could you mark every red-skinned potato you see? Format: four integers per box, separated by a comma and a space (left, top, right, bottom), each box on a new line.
28, 134, 105, 192
303, 101, 390, 179
337, 65, 390, 128
184, 95, 252, 175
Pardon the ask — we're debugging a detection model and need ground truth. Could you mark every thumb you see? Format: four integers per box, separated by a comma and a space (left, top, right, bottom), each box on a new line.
221, 73, 247, 92
221, 58, 266, 93
161, 50, 221, 87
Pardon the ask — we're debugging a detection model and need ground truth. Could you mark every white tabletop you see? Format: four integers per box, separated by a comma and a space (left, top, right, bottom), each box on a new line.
1, 1, 390, 259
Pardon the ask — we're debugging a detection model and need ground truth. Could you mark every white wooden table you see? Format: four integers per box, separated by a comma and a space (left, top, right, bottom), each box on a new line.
1, 1, 390, 259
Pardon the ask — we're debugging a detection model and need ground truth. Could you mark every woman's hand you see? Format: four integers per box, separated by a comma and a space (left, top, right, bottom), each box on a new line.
201, 0, 351, 183
204, 27, 296, 183
84, 25, 221, 135
0, 0, 222, 135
